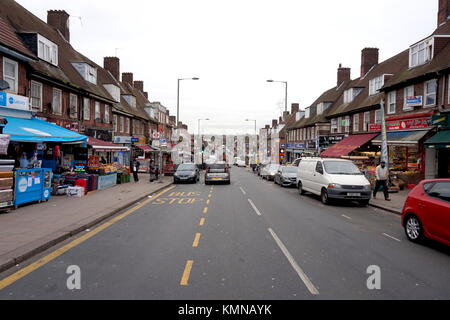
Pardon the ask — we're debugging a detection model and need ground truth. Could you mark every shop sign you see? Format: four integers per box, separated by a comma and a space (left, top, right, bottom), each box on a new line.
405, 96, 423, 108
131, 138, 140, 143
152, 139, 160, 147
114, 136, 132, 144
295, 144, 305, 149
0, 92, 30, 111
160, 139, 167, 147
369, 117, 432, 132
152, 132, 161, 139
432, 114, 450, 128
287, 144, 295, 148
306, 141, 316, 149
53, 119, 79, 132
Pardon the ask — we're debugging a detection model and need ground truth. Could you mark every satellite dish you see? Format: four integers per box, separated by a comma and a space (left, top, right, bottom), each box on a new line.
0, 80, 10, 91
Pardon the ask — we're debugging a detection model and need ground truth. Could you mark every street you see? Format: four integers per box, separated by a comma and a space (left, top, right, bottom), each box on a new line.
0, 167, 450, 300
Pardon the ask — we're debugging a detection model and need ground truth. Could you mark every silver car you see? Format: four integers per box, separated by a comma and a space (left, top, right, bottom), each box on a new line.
274, 166, 298, 187
205, 164, 231, 185
260, 164, 281, 181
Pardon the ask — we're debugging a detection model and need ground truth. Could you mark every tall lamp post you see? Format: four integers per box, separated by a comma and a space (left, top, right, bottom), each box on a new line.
177, 77, 200, 127
198, 118, 210, 169
267, 80, 288, 113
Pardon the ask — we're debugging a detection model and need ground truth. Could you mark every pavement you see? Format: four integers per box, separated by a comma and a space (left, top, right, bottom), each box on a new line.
0, 167, 449, 299
0, 174, 172, 273
370, 190, 410, 215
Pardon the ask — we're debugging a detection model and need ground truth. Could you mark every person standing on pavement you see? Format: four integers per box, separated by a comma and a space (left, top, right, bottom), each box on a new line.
373, 160, 391, 201
131, 157, 140, 183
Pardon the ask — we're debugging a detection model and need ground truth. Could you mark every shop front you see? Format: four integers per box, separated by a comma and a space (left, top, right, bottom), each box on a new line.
425, 129, 450, 178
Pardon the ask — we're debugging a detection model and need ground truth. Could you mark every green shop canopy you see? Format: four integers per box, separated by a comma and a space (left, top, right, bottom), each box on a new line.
425, 130, 450, 149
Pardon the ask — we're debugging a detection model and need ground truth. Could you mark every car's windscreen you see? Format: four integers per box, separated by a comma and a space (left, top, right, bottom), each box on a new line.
282, 167, 297, 174
177, 164, 196, 171
323, 161, 362, 175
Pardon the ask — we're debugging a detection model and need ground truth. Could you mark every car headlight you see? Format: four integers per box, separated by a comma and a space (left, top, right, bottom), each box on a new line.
328, 183, 343, 189
363, 185, 372, 190
174, 173, 179, 177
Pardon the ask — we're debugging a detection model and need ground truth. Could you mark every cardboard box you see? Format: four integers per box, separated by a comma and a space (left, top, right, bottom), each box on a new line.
67, 186, 84, 198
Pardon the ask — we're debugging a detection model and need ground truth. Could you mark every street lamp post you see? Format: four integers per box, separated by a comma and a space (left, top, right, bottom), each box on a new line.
267, 80, 288, 113
177, 77, 200, 127
198, 118, 210, 169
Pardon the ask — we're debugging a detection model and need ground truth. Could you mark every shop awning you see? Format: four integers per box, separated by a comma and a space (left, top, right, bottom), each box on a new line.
3, 116, 86, 143
321, 133, 378, 158
424, 130, 450, 149
137, 145, 158, 153
372, 130, 430, 146
87, 137, 129, 152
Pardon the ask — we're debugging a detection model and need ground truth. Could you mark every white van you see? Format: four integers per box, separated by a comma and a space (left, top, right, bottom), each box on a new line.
296, 158, 372, 206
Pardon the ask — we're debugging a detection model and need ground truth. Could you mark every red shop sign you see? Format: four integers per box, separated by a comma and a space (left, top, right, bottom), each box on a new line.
369, 117, 432, 132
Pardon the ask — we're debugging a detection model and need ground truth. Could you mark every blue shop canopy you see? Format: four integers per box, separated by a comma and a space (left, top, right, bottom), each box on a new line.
3, 116, 87, 143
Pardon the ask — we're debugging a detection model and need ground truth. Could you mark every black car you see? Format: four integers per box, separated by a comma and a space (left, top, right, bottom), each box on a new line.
173, 163, 200, 184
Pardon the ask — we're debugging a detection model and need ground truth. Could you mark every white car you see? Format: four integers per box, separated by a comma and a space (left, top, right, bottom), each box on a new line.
260, 164, 281, 181
236, 160, 247, 167
296, 158, 372, 206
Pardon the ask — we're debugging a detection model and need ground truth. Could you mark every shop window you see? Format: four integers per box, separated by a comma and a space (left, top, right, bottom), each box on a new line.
403, 86, 415, 111
31, 81, 43, 111
69, 94, 78, 119
424, 79, 437, 106
83, 98, 90, 120
387, 91, 396, 114
52, 88, 62, 115
3, 57, 18, 93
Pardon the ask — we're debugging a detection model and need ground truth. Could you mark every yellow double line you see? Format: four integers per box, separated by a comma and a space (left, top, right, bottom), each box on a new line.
0, 186, 176, 291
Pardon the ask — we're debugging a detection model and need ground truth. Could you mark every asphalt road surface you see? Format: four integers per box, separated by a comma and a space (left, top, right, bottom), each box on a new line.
1, 167, 450, 300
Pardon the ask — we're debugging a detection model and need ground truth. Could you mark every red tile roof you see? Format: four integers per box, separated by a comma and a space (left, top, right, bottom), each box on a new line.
0, 16, 34, 58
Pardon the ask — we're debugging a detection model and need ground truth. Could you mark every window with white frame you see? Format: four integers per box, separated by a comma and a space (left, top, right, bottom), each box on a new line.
69, 94, 78, 119
52, 88, 62, 115
403, 86, 415, 111
95, 102, 101, 121
448, 75, 450, 104
353, 114, 360, 132
120, 116, 124, 132
331, 118, 338, 133
337, 117, 342, 133
369, 75, 385, 96
30, 81, 43, 111
409, 38, 433, 68
113, 115, 118, 132
104, 105, 110, 124
72, 63, 97, 84
83, 98, 90, 120
344, 116, 351, 132
37, 35, 58, 66
424, 79, 437, 106
343, 88, 363, 103
375, 110, 382, 124
363, 112, 370, 131
126, 118, 130, 133
387, 91, 396, 114
3, 58, 18, 93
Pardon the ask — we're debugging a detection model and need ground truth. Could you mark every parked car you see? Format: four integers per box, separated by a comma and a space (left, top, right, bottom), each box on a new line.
297, 158, 372, 206
291, 158, 302, 167
402, 179, 450, 246
257, 164, 265, 176
274, 166, 298, 187
236, 160, 247, 167
205, 163, 231, 185
261, 164, 281, 181
173, 163, 200, 184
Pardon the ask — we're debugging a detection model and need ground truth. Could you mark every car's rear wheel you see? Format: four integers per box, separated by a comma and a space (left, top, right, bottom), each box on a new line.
321, 189, 330, 205
404, 214, 424, 243
298, 182, 305, 195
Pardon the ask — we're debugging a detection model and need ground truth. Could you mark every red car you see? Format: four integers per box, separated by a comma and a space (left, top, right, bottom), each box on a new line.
402, 179, 450, 246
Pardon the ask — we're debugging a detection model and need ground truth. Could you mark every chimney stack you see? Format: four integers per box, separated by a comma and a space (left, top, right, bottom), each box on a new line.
361, 48, 379, 77
283, 111, 290, 120
291, 103, 299, 114
438, 0, 450, 26
47, 10, 70, 42
265, 125, 270, 130
272, 119, 278, 128
337, 64, 351, 87
134, 81, 144, 92
104, 57, 120, 81
122, 73, 134, 86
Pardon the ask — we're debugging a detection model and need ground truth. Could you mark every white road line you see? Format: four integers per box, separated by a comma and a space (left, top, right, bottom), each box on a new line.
342, 215, 352, 220
268, 228, 320, 296
382, 233, 402, 242
240, 187, 247, 195
248, 199, 262, 216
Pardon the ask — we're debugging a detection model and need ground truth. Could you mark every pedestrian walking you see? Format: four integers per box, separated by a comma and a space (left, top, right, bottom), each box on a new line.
149, 160, 159, 182
131, 157, 140, 183
373, 161, 391, 201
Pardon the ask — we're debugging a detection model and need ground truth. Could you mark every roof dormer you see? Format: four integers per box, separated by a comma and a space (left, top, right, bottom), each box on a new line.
72, 62, 97, 84
409, 37, 434, 68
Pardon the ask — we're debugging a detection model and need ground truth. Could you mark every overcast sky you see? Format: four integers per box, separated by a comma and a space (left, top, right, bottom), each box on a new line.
17, 0, 438, 135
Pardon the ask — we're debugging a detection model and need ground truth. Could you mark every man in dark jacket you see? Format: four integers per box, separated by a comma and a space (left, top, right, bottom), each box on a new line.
132, 158, 140, 183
